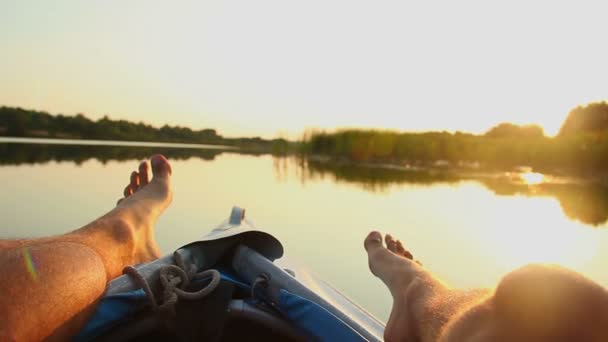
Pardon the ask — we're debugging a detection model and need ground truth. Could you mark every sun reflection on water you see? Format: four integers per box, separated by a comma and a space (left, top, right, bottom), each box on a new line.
480, 197, 600, 271
520, 172, 545, 185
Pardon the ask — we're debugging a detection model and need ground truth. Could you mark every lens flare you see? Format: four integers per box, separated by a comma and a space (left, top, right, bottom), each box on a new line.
22, 247, 39, 281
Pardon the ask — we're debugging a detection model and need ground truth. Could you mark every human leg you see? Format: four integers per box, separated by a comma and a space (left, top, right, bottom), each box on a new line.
0, 155, 172, 340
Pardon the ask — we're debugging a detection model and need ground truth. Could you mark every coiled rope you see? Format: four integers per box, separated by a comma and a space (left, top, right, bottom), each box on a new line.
123, 251, 221, 316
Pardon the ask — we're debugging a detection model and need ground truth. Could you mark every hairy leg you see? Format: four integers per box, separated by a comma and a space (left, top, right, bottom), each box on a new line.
0, 155, 172, 341
440, 265, 608, 341
366, 231, 608, 342
364, 231, 483, 341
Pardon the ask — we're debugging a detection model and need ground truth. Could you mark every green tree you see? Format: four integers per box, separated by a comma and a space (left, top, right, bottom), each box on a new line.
484, 123, 544, 138
559, 102, 608, 136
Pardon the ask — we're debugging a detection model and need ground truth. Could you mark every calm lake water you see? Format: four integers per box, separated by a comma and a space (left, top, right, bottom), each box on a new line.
2, 139, 608, 322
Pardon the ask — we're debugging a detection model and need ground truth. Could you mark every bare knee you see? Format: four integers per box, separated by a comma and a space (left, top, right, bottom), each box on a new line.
493, 264, 608, 340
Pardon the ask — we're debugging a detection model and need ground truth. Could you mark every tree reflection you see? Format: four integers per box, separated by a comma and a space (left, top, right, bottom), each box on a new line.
471, 179, 608, 226
294, 158, 608, 227
541, 184, 608, 226
2, 143, 606, 227
0, 143, 244, 166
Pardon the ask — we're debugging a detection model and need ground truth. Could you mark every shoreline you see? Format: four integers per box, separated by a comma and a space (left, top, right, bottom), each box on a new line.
0, 136, 237, 150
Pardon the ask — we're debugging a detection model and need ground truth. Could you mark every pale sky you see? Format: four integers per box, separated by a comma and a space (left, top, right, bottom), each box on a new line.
1, 0, 607, 138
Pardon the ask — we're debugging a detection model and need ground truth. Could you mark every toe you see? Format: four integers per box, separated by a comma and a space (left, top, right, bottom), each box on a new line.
123, 184, 133, 197
150, 154, 172, 179
386, 234, 397, 253
130, 171, 140, 192
364, 231, 384, 252
139, 161, 150, 186
397, 240, 414, 260
396, 240, 406, 255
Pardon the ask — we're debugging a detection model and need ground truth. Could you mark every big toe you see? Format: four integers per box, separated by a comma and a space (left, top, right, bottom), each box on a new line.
364, 231, 384, 252
365, 231, 401, 283
150, 154, 172, 180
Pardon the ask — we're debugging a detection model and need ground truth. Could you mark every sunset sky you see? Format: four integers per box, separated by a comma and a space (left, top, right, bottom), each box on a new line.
1, 0, 607, 138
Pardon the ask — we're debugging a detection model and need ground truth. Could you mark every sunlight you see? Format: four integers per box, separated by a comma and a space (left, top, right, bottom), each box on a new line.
520, 172, 544, 185
479, 197, 600, 271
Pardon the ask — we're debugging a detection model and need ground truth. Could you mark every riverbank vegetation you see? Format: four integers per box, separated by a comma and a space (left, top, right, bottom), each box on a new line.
302, 102, 608, 176
2, 102, 608, 175
0, 106, 295, 153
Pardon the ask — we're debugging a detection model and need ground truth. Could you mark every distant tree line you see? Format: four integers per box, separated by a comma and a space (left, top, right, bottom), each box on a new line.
0, 106, 222, 143
302, 102, 608, 176
0, 106, 294, 153
559, 102, 608, 136
3, 102, 608, 173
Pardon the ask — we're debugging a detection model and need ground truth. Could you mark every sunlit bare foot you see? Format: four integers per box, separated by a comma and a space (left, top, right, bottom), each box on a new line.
111, 154, 173, 263
365, 231, 450, 342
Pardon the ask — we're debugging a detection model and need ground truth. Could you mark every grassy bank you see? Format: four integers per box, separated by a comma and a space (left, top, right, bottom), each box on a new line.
302, 129, 608, 176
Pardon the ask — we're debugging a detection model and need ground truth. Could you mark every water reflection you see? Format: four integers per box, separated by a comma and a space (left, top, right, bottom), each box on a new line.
289, 158, 608, 227
478, 180, 608, 227
0, 141, 232, 165
2, 142, 607, 228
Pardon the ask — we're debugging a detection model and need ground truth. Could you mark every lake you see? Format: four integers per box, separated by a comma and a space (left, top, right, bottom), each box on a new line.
1, 138, 608, 322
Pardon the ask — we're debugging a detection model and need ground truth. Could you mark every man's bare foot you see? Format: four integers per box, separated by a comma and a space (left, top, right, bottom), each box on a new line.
365, 231, 450, 342
114, 154, 173, 263
69, 154, 174, 279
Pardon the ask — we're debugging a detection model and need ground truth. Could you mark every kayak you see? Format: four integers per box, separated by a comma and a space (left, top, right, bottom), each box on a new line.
76, 207, 385, 341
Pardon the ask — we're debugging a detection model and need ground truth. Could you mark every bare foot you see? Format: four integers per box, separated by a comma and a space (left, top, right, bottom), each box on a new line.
70, 154, 174, 278
114, 154, 173, 263
365, 231, 449, 342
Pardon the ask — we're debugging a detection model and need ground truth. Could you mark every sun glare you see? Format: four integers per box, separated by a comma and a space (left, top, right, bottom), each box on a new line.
480, 196, 601, 271
521, 172, 545, 185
